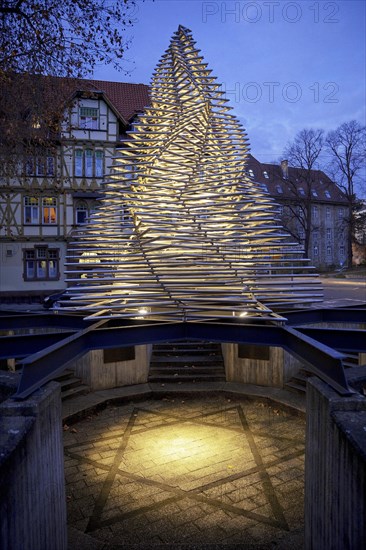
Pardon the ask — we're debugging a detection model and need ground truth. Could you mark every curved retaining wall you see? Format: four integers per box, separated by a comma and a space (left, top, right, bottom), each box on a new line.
305, 378, 366, 549
0, 375, 67, 550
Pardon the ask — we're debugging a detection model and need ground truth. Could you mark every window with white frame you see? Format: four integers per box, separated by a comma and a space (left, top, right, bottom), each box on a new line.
326, 206, 331, 220
42, 197, 57, 224
338, 207, 345, 219
313, 245, 319, 256
74, 200, 98, 224
326, 228, 332, 240
23, 246, 59, 281
313, 205, 319, 219
24, 196, 57, 224
95, 151, 103, 177
85, 149, 93, 177
79, 107, 99, 129
25, 152, 55, 177
75, 201, 88, 224
74, 149, 104, 178
24, 196, 39, 224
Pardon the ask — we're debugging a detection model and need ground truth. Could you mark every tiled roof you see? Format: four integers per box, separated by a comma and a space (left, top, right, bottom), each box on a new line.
56, 77, 150, 123
245, 154, 347, 204
86, 80, 150, 122
10, 74, 150, 125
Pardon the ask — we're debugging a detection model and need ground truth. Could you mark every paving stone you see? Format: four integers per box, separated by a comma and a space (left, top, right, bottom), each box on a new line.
64, 395, 305, 548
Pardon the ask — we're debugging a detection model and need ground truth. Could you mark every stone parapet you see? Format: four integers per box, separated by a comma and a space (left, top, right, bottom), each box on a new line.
0, 377, 67, 550
305, 377, 366, 549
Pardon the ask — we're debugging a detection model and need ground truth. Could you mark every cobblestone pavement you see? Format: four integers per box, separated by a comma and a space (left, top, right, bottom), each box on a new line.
64, 396, 305, 549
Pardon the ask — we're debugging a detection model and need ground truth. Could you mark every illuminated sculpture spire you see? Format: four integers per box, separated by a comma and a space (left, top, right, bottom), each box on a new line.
66, 26, 322, 320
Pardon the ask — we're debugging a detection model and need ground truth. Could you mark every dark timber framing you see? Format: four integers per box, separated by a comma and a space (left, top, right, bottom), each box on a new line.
0, 306, 365, 399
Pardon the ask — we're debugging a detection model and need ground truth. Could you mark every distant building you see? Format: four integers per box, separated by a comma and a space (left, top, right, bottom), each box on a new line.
245, 155, 350, 270
0, 78, 349, 301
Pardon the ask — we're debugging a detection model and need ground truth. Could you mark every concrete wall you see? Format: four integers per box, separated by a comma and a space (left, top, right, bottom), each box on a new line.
0, 378, 67, 550
305, 378, 366, 550
222, 344, 304, 387
71, 345, 152, 390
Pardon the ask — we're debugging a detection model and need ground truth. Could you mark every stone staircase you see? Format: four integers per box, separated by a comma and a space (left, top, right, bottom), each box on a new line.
284, 351, 361, 395
53, 369, 90, 401
148, 340, 226, 385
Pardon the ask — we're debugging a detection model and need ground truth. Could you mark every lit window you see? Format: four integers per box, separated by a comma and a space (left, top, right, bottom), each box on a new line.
325, 190, 331, 198
275, 185, 283, 194
23, 247, 59, 281
24, 196, 39, 224
42, 197, 57, 224
79, 107, 99, 129
263, 171, 269, 179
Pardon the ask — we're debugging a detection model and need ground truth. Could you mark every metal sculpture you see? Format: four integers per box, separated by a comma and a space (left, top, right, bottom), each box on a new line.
65, 26, 322, 320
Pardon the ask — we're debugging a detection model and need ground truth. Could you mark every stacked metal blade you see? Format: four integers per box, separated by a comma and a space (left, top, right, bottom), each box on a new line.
65, 25, 322, 321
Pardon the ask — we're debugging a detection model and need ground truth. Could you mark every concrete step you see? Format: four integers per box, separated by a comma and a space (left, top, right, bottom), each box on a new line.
59, 376, 86, 391
52, 369, 90, 401
149, 339, 225, 385
53, 369, 75, 381
152, 348, 221, 356
284, 381, 307, 394
153, 342, 220, 350
150, 355, 223, 364
149, 366, 225, 375
149, 376, 226, 384
149, 371, 225, 382
61, 384, 90, 401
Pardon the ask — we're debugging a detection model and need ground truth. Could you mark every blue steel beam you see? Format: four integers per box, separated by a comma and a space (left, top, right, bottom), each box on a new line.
295, 327, 366, 352
282, 307, 366, 326
13, 318, 356, 399
281, 326, 349, 395
0, 331, 76, 359
15, 319, 107, 399
0, 313, 93, 331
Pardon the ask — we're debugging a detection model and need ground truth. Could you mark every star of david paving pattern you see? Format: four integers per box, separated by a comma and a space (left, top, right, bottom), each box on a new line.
64, 397, 305, 547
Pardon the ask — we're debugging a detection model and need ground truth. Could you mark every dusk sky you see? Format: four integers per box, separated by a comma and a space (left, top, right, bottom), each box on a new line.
93, 0, 365, 169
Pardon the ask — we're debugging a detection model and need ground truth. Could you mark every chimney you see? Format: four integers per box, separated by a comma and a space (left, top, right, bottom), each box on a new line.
280, 159, 289, 179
